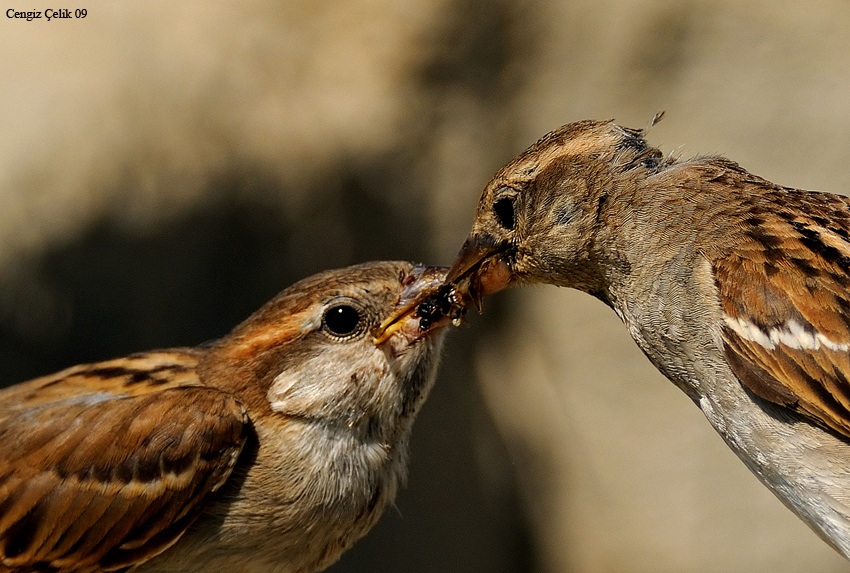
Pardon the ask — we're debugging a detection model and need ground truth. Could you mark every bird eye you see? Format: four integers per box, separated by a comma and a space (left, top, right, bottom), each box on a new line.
493, 197, 516, 230
322, 304, 363, 338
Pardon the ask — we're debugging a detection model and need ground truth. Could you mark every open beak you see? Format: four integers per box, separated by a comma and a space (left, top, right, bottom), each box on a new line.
373, 235, 514, 345
445, 234, 514, 306
447, 235, 499, 283
372, 266, 448, 345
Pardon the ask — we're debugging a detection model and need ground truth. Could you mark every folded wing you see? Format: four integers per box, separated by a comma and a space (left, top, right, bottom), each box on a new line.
715, 214, 850, 439
0, 352, 248, 571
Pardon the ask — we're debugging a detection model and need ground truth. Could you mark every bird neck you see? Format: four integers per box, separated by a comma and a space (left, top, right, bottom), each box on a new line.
591, 160, 730, 307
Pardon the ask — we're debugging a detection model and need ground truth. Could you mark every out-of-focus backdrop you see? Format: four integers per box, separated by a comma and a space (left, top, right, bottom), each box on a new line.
3, 2, 850, 571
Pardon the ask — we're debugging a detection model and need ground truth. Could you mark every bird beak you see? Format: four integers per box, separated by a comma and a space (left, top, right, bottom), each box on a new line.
445, 234, 514, 308
372, 266, 448, 345
446, 235, 499, 283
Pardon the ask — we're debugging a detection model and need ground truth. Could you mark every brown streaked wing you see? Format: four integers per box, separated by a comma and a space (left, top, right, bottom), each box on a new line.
0, 348, 207, 407
0, 382, 248, 571
714, 229, 850, 439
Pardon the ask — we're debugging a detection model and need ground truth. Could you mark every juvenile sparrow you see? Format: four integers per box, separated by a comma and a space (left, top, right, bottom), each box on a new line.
0, 261, 450, 573
438, 119, 850, 559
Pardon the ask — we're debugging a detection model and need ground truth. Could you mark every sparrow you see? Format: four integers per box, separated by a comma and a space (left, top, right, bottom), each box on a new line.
436, 118, 850, 559
0, 261, 450, 573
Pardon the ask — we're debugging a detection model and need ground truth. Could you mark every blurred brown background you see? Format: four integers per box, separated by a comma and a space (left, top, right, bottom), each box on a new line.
2, 1, 850, 571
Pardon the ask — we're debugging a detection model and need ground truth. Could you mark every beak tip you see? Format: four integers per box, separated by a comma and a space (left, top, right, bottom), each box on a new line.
373, 264, 452, 345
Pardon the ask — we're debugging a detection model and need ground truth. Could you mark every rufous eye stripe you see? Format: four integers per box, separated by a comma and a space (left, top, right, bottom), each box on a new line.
224, 312, 316, 360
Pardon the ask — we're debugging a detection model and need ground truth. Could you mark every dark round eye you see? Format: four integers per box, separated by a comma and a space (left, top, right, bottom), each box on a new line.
322, 304, 362, 338
493, 197, 516, 230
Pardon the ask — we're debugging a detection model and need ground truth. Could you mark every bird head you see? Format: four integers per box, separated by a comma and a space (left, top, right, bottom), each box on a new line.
446, 118, 668, 302
202, 261, 449, 442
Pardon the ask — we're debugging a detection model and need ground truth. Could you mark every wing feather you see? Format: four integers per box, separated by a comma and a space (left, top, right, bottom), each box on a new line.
0, 352, 249, 571
715, 219, 850, 439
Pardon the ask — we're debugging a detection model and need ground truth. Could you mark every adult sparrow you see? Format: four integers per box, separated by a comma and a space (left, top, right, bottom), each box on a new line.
0, 261, 449, 573
439, 118, 850, 559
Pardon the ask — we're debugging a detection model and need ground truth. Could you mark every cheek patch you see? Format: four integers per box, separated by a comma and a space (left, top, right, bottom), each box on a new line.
267, 370, 300, 412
